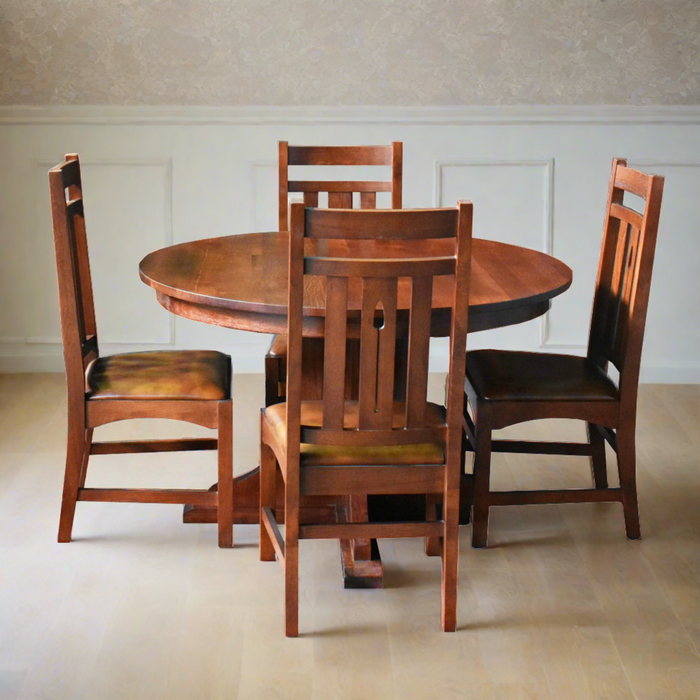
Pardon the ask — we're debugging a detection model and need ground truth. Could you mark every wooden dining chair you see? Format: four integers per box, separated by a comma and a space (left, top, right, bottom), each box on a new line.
49, 154, 234, 547
464, 159, 664, 548
260, 201, 473, 636
265, 141, 403, 408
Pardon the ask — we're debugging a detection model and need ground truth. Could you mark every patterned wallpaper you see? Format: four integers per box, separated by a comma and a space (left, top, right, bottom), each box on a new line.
1, 0, 698, 106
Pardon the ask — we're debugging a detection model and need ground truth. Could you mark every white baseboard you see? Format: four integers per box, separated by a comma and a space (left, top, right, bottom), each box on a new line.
1, 346, 697, 384
638, 362, 700, 384
0, 341, 270, 375
427, 348, 700, 385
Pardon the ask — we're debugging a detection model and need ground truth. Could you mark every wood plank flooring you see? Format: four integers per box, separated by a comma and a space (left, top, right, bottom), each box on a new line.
0, 373, 698, 699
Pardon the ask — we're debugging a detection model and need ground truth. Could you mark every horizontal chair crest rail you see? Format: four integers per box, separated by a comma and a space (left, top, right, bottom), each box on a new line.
288, 180, 393, 193
287, 145, 395, 166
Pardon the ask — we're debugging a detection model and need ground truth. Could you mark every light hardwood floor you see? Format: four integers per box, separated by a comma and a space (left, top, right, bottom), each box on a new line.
0, 373, 698, 700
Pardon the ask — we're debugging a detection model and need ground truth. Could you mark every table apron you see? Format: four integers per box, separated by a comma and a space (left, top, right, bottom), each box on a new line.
157, 291, 550, 337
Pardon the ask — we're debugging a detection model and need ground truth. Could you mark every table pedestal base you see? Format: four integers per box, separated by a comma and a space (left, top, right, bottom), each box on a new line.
183, 469, 474, 588
340, 539, 383, 589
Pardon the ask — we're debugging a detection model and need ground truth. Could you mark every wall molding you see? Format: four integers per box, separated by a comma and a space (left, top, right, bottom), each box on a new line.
434, 158, 556, 347
25, 156, 176, 347
541, 158, 700, 351
0, 338, 272, 375
1, 105, 699, 126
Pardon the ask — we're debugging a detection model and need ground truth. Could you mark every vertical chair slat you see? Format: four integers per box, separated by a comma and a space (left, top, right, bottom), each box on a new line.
304, 191, 319, 208
375, 278, 398, 429
358, 277, 397, 430
588, 158, 626, 368
322, 277, 348, 430
360, 192, 376, 209
405, 276, 433, 429
328, 192, 352, 209
391, 142, 403, 209
357, 279, 380, 429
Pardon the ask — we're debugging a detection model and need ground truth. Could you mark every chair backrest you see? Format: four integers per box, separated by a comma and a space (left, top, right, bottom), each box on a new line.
587, 158, 664, 405
285, 202, 472, 463
49, 154, 99, 398
278, 142, 403, 231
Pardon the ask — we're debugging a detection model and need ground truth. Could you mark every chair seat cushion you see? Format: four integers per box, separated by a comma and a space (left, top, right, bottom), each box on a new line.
86, 351, 231, 401
263, 400, 446, 466
465, 350, 619, 402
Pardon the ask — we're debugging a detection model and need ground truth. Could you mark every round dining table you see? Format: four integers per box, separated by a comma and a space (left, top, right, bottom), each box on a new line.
140, 231, 572, 586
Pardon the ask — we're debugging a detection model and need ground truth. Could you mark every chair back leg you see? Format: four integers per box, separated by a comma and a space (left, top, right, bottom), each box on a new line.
587, 423, 609, 489
58, 422, 89, 543
217, 400, 234, 548
471, 414, 493, 549
617, 428, 641, 539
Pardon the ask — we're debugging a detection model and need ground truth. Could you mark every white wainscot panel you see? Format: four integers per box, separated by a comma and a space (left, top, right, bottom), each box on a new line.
251, 162, 278, 233
637, 162, 700, 381
30, 159, 173, 347
435, 160, 554, 356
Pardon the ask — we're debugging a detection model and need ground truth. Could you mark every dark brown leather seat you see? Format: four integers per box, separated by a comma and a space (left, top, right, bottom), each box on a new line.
465, 350, 619, 403
87, 350, 231, 401
263, 400, 446, 466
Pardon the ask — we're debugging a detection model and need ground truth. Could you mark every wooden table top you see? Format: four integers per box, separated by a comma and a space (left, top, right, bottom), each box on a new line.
139, 232, 572, 337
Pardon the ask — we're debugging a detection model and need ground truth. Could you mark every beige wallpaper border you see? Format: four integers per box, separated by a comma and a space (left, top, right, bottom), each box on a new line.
2, 105, 699, 126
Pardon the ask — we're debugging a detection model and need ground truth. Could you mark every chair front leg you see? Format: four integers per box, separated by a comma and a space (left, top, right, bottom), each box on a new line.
441, 453, 461, 632
259, 436, 277, 562
284, 480, 300, 638
587, 423, 608, 489
617, 427, 641, 540
217, 401, 234, 548
471, 410, 493, 549
58, 421, 89, 543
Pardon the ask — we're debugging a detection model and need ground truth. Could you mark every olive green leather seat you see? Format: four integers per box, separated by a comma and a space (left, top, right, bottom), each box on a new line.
87, 351, 231, 401
263, 400, 446, 466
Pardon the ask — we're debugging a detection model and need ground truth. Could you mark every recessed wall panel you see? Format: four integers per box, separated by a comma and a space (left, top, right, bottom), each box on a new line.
31, 160, 173, 345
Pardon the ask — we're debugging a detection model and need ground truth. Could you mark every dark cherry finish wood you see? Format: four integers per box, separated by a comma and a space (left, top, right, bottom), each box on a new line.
278, 142, 403, 232
139, 220, 572, 586
464, 159, 665, 548
270, 143, 405, 569
49, 155, 234, 547
268, 141, 403, 408
140, 233, 571, 336
260, 202, 472, 636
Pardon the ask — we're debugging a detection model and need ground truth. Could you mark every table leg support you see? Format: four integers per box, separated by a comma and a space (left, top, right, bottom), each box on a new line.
183, 471, 386, 588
